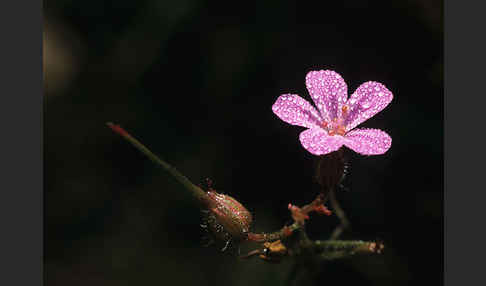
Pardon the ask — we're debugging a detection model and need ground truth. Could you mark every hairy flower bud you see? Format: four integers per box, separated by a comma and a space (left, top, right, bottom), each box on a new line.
200, 187, 253, 250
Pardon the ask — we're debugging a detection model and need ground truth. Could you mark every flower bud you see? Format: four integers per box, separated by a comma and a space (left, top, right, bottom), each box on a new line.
201, 190, 253, 249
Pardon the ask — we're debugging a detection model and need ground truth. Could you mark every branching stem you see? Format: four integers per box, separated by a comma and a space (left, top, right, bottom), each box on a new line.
107, 122, 382, 266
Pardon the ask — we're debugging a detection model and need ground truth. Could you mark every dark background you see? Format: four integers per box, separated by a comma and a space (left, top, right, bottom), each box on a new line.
44, 0, 443, 285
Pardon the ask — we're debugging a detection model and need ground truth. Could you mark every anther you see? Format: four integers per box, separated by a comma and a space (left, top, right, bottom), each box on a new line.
342, 105, 349, 116
336, 125, 346, 136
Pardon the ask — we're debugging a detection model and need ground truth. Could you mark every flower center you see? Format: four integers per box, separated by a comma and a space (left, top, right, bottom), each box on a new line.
319, 105, 348, 136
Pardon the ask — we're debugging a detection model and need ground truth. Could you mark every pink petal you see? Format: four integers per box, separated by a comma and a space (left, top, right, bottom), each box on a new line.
299, 128, 345, 156
343, 128, 392, 155
272, 94, 323, 129
344, 81, 393, 131
305, 70, 348, 122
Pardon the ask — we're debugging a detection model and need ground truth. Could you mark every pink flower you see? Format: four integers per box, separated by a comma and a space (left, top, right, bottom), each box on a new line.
272, 70, 393, 156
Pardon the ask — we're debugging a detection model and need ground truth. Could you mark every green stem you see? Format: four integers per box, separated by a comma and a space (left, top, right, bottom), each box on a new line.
312, 240, 382, 260
106, 122, 206, 202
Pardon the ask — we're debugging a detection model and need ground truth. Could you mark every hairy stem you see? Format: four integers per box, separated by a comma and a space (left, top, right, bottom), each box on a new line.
107, 122, 206, 201
247, 193, 329, 243
312, 240, 382, 260
247, 223, 300, 243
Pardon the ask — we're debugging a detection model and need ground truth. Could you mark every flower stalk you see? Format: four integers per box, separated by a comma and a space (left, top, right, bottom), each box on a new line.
329, 188, 351, 240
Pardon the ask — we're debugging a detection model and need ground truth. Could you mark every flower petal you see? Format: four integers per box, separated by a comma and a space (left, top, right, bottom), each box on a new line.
343, 128, 392, 155
299, 128, 345, 156
272, 94, 323, 129
305, 70, 348, 122
344, 81, 393, 131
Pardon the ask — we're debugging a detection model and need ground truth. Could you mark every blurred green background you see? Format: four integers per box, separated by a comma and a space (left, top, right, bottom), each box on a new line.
44, 0, 443, 285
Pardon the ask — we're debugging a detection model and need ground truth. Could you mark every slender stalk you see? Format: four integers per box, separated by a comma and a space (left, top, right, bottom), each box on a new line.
329, 189, 350, 240
106, 122, 206, 201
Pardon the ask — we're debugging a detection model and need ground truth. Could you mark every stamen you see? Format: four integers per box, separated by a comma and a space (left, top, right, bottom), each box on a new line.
336, 125, 346, 136
322, 118, 346, 137
342, 105, 349, 116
